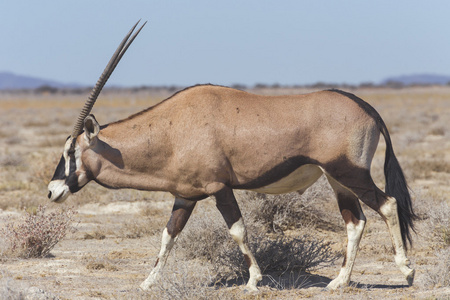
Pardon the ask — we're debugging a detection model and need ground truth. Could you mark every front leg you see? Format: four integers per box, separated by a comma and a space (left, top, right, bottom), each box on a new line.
215, 188, 263, 291
140, 197, 196, 291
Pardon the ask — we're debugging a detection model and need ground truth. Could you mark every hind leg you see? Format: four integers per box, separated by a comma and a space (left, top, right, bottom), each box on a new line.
326, 167, 414, 286
375, 193, 415, 285
326, 175, 366, 289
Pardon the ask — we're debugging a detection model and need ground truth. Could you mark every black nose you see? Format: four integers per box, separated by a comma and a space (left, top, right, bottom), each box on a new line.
48, 191, 52, 199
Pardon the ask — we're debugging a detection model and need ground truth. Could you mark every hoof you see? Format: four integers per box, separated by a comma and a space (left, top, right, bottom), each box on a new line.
242, 284, 259, 293
139, 281, 151, 291
326, 278, 348, 290
406, 269, 415, 286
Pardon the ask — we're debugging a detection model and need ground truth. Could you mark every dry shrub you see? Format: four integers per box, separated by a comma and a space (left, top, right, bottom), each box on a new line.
422, 248, 450, 288
251, 235, 338, 274
240, 192, 309, 233
0, 205, 77, 258
178, 197, 339, 286
177, 178, 339, 286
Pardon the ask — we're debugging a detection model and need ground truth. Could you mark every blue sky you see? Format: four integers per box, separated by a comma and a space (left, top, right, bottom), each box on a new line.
1, 1, 450, 87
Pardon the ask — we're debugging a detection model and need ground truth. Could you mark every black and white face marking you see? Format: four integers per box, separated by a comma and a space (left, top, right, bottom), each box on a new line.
48, 136, 88, 203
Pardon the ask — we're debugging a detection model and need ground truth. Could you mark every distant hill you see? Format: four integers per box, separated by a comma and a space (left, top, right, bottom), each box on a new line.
0, 71, 81, 90
381, 74, 450, 86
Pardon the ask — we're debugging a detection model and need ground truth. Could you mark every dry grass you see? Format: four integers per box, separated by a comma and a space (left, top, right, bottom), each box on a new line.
83, 254, 119, 272
422, 248, 450, 288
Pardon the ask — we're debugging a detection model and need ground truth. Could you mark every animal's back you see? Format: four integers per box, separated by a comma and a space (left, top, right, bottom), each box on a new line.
151, 85, 380, 186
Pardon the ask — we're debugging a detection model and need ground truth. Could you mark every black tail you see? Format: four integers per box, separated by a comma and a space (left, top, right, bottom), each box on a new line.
379, 119, 417, 249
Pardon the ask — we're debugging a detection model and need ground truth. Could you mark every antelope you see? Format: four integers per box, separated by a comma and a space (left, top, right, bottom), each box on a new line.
48, 21, 416, 291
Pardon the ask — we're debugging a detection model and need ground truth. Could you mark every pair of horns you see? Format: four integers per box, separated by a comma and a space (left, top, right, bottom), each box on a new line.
71, 20, 147, 138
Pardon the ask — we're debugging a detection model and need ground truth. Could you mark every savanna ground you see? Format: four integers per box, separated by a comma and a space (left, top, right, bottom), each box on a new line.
0, 86, 449, 299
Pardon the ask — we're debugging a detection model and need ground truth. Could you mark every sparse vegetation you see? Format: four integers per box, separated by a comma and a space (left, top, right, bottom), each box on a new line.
428, 201, 450, 247
0, 87, 449, 298
0, 205, 77, 258
423, 248, 450, 288
83, 254, 119, 272
178, 195, 340, 287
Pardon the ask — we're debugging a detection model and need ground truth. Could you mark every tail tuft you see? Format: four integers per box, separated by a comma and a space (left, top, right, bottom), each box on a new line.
381, 121, 417, 249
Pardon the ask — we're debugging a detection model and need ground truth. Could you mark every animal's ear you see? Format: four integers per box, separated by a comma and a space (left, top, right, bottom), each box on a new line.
84, 114, 100, 145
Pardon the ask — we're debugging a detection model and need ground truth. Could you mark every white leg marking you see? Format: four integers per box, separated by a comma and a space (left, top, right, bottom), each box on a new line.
229, 218, 262, 291
140, 228, 176, 291
327, 216, 366, 289
380, 197, 415, 285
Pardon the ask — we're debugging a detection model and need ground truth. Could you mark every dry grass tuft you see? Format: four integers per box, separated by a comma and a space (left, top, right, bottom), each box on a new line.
83, 231, 106, 240
83, 255, 119, 272
120, 219, 159, 238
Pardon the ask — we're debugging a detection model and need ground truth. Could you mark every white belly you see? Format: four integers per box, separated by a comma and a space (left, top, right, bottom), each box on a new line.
250, 164, 323, 194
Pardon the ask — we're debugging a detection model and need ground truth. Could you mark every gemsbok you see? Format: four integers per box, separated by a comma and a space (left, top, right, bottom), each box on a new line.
48, 21, 416, 291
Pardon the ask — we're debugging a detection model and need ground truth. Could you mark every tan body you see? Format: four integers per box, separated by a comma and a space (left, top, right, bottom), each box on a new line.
47, 24, 416, 291
84, 86, 377, 198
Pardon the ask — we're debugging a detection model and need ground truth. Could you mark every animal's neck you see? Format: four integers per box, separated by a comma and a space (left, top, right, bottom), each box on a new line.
86, 125, 173, 192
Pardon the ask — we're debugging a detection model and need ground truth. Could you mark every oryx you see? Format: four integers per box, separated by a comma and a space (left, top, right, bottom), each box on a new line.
48, 21, 416, 291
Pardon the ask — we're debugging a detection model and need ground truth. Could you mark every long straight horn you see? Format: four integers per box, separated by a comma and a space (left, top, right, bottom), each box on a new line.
71, 20, 147, 138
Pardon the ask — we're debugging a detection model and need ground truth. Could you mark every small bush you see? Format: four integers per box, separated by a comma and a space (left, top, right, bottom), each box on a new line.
0, 205, 77, 258
240, 192, 309, 233
178, 203, 340, 285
